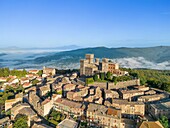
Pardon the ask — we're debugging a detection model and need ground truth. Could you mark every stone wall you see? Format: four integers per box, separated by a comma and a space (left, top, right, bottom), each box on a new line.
89, 79, 140, 89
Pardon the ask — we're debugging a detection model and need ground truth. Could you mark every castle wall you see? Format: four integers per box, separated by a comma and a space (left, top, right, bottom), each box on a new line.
88, 79, 140, 89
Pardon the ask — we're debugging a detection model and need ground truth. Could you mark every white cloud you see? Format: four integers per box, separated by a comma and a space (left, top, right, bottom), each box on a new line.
1, 51, 170, 70
111, 57, 170, 70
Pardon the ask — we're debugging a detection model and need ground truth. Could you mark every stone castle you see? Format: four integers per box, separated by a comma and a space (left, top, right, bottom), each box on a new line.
80, 54, 126, 76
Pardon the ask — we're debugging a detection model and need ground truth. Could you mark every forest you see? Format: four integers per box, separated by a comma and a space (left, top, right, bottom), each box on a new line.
122, 68, 170, 92
86, 68, 170, 93
0, 68, 27, 78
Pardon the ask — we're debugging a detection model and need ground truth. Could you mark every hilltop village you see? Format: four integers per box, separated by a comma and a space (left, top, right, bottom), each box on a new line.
0, 54, 170, 128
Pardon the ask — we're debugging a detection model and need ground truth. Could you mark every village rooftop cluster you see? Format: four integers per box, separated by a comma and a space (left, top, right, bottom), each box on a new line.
0, 54, 169, 128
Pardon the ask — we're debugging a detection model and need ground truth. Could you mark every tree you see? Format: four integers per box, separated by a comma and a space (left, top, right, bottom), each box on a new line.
165, 83, 170, 92
15, 85, 24, 93
112, 76, 117, 85
140, 78, 146, 85
13, 114, 28, 128
56, 114, 61, 121
5, 85, 14, 93
129, 72, 138, 78
10, 69, 27, 78
37, 70, 43, 76
0, 68, 28, 77
46, 109, 65, 126
120, 68, 170, 92
56, 90, 62, 95
32, 79, 39, 85
5, 110, 11, 116
0, 68, 10, 77
93, 74, 98, 81
86, 78, 94, 85
100, 73, 105, 80
22, 69, 27, 76
159, 116, 169, 128
106, 72, 112, 80
6, 92, 14, 99
0, 97, 5, 104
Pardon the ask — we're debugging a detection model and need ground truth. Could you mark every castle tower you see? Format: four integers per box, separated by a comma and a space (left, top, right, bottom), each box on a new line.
101, 58, 109, 73
95, 58, 99, 65
102, 58, 109, 63
85, 54, 94, 64
114, 63, 119, 70
80, 59, 88, 76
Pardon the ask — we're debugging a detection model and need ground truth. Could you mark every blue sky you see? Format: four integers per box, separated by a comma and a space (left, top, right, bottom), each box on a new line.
0, 0, 170, 48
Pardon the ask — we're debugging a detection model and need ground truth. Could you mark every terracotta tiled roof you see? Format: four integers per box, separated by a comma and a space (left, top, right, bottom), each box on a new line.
139, 121, 164, 128
29, 70, 39, 73
41, 99, 51, 105
23, 82, 31, 87
64, 84, 76, 89
107, 107, 120, 116
0, 77, 7, 81
55, 98, 83, 109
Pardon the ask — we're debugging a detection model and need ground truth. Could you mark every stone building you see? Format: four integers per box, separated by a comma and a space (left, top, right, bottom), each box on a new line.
0, 117, 11, 128
111, 99, 145, 118
28, 91, 53, 116
95, 87, 102, 98
66, 88, 88, 101
63, 84, 77, 92
119, 89, 144, 100
67, 91, 75, 100
32, 123, 53, 128
80, 54, 124, 76
54, 98, 85, 117
139, 121, 164, 128
38, 85, 51, 97
5, 93, 23, 111
147, 99, 170, 119
120, 118, 136, 128
57, 118, 78, 128
104, 90, 119, 99
133, 85, 149, 91
86, 103, 122, 128
138, 93, 168, 102
11, 103, 37, 127
43, 66, 56, 76
41, 98, 54, 116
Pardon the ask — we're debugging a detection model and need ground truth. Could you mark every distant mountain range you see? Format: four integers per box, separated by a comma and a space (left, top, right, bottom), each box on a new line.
34, 46, 170, 63
0, 45, 81, 51
0, 46, 170, 70
0, 53, 7, 57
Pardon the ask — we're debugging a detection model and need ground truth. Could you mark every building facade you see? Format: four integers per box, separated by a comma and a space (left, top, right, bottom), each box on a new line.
86, 103, 122, 128
147, 99, 170, 119
54, 98, 85, 117
111, 99, 145, 118
80, 54, 123, 76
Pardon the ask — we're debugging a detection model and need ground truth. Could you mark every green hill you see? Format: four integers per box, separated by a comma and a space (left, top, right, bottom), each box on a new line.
34, 46, 170, 64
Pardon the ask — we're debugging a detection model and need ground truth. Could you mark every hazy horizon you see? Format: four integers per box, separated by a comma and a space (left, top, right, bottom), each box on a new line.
0, 45, 170, 49
0, 46, 170, 70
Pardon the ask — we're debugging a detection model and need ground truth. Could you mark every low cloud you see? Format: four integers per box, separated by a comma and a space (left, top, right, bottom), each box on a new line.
111, 57, 170, 70
1, 53, 170, 70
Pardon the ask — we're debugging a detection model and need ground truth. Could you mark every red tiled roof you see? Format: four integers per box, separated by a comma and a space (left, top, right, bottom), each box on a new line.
23, 82, 31, 87
41, 98, 51, 105
107, 108, 120, 116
